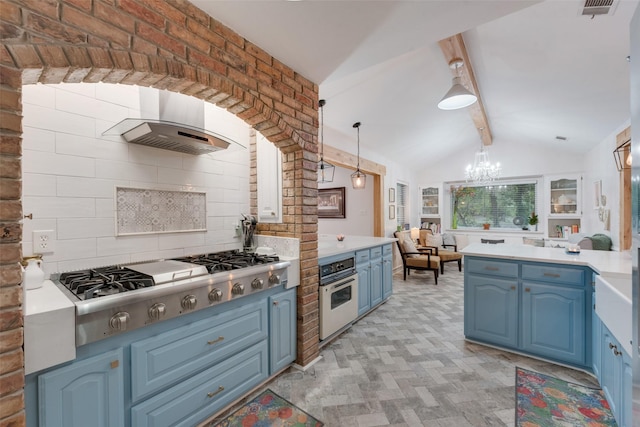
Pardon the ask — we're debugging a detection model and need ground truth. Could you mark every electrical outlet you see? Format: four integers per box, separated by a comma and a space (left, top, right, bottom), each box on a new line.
33, 230, 55, 254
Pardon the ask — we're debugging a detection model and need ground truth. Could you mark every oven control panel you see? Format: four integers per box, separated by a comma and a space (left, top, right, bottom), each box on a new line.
319, 257, 356, 285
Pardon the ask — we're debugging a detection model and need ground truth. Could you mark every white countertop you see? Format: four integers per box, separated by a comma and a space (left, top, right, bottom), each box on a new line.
460, 243, 632, 278
318, 235, 397, 259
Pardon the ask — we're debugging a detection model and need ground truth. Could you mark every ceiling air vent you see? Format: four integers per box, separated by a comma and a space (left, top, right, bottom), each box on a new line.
581, 0, 618, 16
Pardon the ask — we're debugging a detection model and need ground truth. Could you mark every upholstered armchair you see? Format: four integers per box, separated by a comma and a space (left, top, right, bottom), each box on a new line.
394, 231, 440, 284
418, 229, 463, 274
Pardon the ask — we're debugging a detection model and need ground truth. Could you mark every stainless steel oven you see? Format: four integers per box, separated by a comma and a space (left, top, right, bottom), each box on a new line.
319, 256, 358, 340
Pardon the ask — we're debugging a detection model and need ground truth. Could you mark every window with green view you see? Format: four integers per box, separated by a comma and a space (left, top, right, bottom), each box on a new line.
450, 181, 539, 230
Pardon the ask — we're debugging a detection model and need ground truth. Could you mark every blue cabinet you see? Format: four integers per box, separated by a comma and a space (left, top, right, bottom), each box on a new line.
131, 342, 268, 427
464, 256, 591, 369
465, 275, 518, 348
269, 288, 297, 373
38, 348, 124, 427
521, 282, 585, 365
382, 245, 393, 300
592, 291, 602, 379
355, 244, 393, 317
598, 322, 632, 426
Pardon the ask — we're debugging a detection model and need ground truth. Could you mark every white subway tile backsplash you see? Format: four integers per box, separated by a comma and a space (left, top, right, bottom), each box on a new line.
95, 198, 116, 218
158, 167, 207, 187
58, 218, 114, 239
23, 196, 95, 219
56, 87, 130, 123
128, 144, 183, 169
23, 173, 57, 197
22, 127, 55, 152
96, 159, 157, 182
22, 84, 254, 269
23, 150, 95, 177
56, 133, 129, 161
97, 235, 159, 257
23, 104, 95, 138
23, 84, 56, 108
158, 232, 206, 250
95, 82, 141, 109
57, 176, 126, 198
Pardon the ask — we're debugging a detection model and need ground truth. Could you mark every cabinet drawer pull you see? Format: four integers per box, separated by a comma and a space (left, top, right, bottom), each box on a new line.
524, 288, 530, 292
543, 272, 561, 278
273, 300, 279, 306
484, 266, 499, 271
207, 386, 225, 398
110, 360, 119, 369
510, 286, 516, 291
207, 336, 224, 345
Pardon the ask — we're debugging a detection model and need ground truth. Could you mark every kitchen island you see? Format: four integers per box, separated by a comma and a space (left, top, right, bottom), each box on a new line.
461, 243, 632, 426
318, 234, 397, 259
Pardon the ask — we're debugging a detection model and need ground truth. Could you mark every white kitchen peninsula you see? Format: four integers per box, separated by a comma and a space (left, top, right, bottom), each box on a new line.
318, 234, 397, 259
461, 243, 632, 426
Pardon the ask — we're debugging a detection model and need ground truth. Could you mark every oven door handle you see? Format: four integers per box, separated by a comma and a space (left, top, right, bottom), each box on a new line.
331, 277, 355, 291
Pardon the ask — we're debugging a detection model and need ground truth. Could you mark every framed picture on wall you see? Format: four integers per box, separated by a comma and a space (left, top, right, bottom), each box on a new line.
318, 187, 346, 218
389, 205, 395, 219
389, 188, 395, 203
594, 180, 602, 209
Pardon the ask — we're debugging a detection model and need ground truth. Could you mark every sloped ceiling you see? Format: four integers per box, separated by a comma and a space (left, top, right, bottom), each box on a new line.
192, 0, 637, 171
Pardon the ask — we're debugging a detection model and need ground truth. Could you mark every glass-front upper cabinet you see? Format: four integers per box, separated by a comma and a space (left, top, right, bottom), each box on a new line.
548, 175, 581, 217
421, 186, 439, 217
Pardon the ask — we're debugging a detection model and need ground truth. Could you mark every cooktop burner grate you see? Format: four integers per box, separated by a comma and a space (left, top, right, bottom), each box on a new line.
58, 267, 155, 300
172, 250, 279, 274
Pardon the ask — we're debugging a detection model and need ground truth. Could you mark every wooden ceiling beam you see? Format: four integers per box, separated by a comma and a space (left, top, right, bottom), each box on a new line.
439, 33, 493, 146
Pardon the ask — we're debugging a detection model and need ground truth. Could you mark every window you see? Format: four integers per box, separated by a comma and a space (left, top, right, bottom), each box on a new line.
449, 179, 540, 230
396, 183, 408, 228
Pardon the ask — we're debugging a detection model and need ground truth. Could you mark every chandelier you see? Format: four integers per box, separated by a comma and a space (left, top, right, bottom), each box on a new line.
465, 142, 501, 184
351, 122, 366, 189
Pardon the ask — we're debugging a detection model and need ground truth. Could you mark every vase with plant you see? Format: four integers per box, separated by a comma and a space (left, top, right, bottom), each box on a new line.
528, 212, 539, 231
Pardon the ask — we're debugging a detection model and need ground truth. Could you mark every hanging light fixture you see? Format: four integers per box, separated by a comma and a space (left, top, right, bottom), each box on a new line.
465, 140, 501, 184
438, 58, 477, 110
351, 122, 366, 190
317, 99, 335, 183
613, 139, 631, 171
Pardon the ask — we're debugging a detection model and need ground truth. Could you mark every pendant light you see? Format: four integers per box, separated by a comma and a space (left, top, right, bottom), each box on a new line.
437, 58, 477, 110
317, 99, 335, 183
351, 122, 366, 189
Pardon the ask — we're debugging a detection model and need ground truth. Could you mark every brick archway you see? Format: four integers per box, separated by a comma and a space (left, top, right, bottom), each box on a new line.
0, 2, 319, 423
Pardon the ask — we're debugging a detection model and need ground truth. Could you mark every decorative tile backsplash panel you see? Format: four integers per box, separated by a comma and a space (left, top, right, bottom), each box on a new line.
116, 187, 207, 235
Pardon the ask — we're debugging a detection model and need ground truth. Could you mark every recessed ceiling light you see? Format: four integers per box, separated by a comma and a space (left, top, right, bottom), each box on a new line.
556, 136, 568, 141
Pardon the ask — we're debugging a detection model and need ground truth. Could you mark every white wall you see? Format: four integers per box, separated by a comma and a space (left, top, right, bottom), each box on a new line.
21, 83, 251, 276
318, 165, 374, 236
582, 120, 631, 250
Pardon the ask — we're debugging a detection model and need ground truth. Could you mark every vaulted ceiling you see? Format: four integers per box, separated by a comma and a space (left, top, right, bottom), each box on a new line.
192, 0, 637, 171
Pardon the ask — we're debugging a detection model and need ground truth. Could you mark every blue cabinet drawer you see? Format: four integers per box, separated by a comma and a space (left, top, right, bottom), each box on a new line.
370, 246, 383, 259
131, 341, 268, 427
382, 244, 393, 256
356, 250, 370, 265
522, 264, 584, 286
466, 258, 518, 278
130, 300, 267, 401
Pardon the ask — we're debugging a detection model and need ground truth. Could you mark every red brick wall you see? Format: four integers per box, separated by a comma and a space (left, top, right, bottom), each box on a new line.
0, 1, 320, 424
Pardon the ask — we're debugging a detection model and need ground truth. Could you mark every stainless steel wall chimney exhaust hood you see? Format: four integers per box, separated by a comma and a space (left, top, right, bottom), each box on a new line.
102, 88, 243, 155
104, 118, 234, 155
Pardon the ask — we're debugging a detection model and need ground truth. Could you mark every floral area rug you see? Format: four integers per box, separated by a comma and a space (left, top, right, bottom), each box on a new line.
215, 389, 324, 427
515, 367, 616, 426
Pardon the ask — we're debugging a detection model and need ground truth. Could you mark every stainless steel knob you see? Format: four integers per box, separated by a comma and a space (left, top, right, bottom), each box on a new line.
268, 274, 280, 285
251, 278, 264, 289
208, 288, 223, 302
232, 283, 244, 295
181, 295, 197, 310
109, 312, 130, 331
148, 303, 166, 320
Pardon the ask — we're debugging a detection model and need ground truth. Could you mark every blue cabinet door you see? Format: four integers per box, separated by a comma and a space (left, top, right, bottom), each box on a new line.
592, 292, 602, 380
38, 348, 124, 427
601, 326, 622, 420
464, 274, 518, 348
521, 282, 585, 365
621, 351, 632, 427
357, 264, 371, 316
382, 254, 393, 300
370, 259, 383, 307
269, 288, 297, 373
